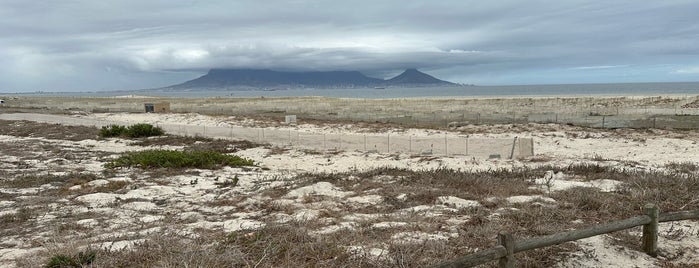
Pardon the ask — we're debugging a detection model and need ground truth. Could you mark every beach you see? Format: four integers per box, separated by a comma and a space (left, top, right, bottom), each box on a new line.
1, 95, 698, 267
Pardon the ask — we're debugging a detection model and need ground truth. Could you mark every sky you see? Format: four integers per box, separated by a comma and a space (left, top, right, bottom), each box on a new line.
1, 0, 699, 92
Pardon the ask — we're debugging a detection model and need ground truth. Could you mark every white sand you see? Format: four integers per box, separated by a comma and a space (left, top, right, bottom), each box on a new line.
1, 111, 699, 267
94, 112, 697, 267
78, 112, 699, 169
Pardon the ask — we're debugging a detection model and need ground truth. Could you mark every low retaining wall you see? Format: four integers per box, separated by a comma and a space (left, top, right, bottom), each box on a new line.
0, 113, 534, 159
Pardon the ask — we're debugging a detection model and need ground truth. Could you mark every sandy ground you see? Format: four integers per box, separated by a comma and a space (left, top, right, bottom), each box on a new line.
85, 112, 699, 170
1, 107, 699, 266
3, 94, 699, 129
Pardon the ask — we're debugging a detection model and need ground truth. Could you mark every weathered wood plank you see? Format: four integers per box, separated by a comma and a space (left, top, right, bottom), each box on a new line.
431, 246, 507, 268
660, 210, 699, 222
514, 215, 651, 252
431, 207, 699, 268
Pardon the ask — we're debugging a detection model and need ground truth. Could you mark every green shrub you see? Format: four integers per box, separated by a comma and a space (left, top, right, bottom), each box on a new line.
99, 125, 127, 137
99, 124, 164, 138
126, 123, 164, 138
75, 251, 96, 266
105, 150, 254, 169
45, 254, 75, 268
45, 250, 95, 268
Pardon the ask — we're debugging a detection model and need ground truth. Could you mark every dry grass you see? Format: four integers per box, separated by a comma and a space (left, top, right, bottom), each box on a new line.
132, 135, 262, 153
665, 161, 699, 174
0, 208, 34, 228
3, 115, 699, 267
27, 172, 97, 186
249, 164, 699, 267
291, 167, 540, 205
0, 119, 99, 141
4, 163, 615, 267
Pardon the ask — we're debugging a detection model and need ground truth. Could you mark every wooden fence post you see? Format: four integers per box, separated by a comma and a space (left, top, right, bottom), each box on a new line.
642, 203, 659, 257
432, 206, 699, 268
364, 134, 367, 151
444, 134, 448, 156
602, 116, 605, 128
465, 138, 469, 156
498, 232, 515, 268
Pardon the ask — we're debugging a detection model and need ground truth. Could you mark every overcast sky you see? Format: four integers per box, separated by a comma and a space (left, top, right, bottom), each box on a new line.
2, 1, 699, 92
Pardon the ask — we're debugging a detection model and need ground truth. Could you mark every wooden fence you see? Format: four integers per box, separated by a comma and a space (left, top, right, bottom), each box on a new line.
433, 204, 699, 268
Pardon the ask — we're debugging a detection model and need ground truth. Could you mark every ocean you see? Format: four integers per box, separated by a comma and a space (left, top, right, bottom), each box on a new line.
5, 81, 699, 99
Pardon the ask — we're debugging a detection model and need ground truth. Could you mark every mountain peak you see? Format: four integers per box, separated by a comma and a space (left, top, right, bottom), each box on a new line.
162, 68, 457, 90
387, 69, 455, 85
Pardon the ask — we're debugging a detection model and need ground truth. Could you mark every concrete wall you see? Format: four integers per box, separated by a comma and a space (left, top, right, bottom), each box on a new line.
0, 113, 535, 159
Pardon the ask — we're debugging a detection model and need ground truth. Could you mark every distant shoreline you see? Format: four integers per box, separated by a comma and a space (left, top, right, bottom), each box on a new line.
2, 81, 699, 99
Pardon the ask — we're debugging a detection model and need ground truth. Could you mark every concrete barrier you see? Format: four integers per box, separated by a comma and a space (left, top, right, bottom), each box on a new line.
0, 113, 535, 159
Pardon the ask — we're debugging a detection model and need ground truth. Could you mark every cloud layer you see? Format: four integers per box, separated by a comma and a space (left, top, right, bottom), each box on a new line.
1, 1, 699, 91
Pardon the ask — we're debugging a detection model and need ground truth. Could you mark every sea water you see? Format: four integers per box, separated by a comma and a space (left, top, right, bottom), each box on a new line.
5, 81, 699, 99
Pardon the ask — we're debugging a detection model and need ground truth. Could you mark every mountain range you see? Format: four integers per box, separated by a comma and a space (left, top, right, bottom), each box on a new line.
161, 68, 456, 90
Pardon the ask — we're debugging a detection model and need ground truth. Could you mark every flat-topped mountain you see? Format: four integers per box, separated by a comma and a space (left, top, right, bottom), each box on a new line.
173, 69, 383, 89
162, 68, 456, 90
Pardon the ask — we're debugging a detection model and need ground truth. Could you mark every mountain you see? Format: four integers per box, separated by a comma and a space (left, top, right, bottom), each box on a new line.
387, 68, 455, 86
162, 68, 457, 90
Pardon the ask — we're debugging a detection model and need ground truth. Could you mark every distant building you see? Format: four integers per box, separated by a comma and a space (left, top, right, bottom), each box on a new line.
285, 115, 297, 125
144, 102, 170, 113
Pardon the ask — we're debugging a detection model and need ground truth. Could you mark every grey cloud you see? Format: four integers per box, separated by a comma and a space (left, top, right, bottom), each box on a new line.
1, 0, 699, 91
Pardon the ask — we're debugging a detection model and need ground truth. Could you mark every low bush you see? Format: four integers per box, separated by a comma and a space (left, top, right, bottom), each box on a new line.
99, 125, 127, 137
665, 161, 699, 174
126, 123, 164, 138
45, 250, 95, 268
99, 123, 164, 138
105, 150, 254, 169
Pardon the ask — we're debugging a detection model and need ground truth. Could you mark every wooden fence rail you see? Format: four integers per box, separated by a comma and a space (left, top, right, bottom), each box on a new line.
434, 204, 699, 268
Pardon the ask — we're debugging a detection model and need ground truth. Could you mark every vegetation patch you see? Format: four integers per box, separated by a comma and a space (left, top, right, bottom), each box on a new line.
45, 250, 96, 268
222, 225, 354, 266
664, 161, 699, 174
98, 125, 127, 138
7, 173, 100, 189
0, 120, 98, 141
99, 123, 164, 138
287, 167, 540, 209
133, 135, 261, 153
105, 150, 254, 169
0, 208, 34, 229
